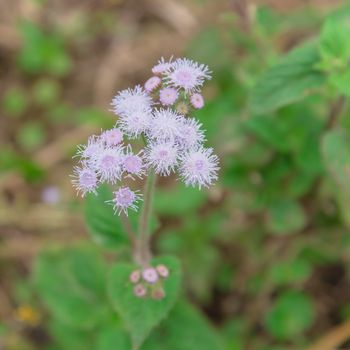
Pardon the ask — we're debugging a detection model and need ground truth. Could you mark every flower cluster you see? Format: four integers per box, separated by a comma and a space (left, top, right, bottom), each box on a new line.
72, 57, 219, 215
130, 265, 169, 299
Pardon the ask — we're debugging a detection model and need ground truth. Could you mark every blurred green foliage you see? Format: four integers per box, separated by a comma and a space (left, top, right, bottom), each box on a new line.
3, 2, 350, 350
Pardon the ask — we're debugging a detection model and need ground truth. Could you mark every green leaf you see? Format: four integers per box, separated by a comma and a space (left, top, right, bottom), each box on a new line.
96, 326, 131, 350
266, 199, 306, 235
329, 70, 350, 97
34, 245, 110, 330
265, 291, 315, 340
85, 185, 129, 248
143, 301, 224, 350
108, 256, 182, 349
319, 18, 350, 71
49, 320, 95, 350
250, 44, 325, 114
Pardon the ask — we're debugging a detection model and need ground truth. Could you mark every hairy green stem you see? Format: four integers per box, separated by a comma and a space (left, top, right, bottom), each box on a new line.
135, 171, 156, 266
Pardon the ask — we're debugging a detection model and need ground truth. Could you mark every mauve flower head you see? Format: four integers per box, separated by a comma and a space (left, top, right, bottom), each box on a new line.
91, 146, 124, 184
149, 108, 183, 141
179, 147, 219, 189
123, 146, 145, 178
152, 57, 173, 75
146, 141, 178, 176
164, 58, 211, 93
101, 128, 123, 147
109, 186, 142, 216
72, 166, 98, 197
145, 76, 161, 93
111, 85, 152, 116
176, 117, 205, 150
117, 110, 152, 138
142, 268, 158, 284
134, 284, 147, 297
190, 93, 205, 109
76, 135, 103, 161
159, 87, 178, 106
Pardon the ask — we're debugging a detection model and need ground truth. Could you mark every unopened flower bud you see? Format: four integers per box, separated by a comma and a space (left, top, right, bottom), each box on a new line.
130, 270, 141, 283
156, 264, 169, 278
152, 288, 166, 300
134, 284, 147, 297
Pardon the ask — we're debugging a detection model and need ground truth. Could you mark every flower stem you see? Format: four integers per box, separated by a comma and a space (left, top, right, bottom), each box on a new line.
135, 170, 156, 266
120, 213, 136, 250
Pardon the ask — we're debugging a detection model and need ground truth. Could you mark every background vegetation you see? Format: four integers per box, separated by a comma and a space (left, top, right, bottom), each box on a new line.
1, 0, 350, 349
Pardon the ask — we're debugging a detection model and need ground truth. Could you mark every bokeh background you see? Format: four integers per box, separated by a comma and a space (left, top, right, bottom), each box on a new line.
2, 0, 350, 349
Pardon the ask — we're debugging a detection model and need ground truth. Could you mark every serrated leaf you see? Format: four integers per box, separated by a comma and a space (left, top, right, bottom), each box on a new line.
143, 301, 224, 350
265, 291, 315, 340
85, 185, 129, 248
34, 245, 110, 330
96, 326, 131, 350
250, 44, 325, 114
108, 256, 181, 349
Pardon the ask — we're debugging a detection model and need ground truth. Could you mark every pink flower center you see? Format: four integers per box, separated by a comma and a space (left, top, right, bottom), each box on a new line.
176, 69, 195, 87
80, 171, 96, 186
124, 155, 142, 173
158, 150, 169, 159
116, 188, 135, 207
101, 155, 118, 169
195, 159, 205, 171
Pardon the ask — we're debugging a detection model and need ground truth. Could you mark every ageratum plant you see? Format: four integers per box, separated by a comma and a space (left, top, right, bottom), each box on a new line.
71, 57, 218, 313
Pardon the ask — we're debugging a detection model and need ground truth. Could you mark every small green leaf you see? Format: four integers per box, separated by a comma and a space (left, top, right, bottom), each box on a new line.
250, 44, 325, 114
108, 256, 182, 349
329, 70, 350, 97
265, 291, 315, 340
266, 199, 306, 235
319, 18, 350, 71
85, 185, 129, 248
143, 301, 224, 350
34, 245, 110, 330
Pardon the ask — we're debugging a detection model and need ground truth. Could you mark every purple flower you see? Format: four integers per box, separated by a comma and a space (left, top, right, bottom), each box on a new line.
164, 58, 211, 93
176, 117, 205, 150
149, 108, 183, 141
111, 85, 152, 116
146, 141, 178, 176
117, 110, 152, 138
101, 128, 123, 147
109, 187, 142, 215
145, 76, 161, 92
72, 166, 98, 197
179, 147, 219, 189
91, 146, 124, 184
159, 87, 178, 106
76, 135, 103, 161
190, 93, 204, 109
123, 146, 145, 178
152, 57, 173, 75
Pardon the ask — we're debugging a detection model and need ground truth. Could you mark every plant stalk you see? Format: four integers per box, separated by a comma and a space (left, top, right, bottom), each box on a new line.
135, 170, 156, 266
